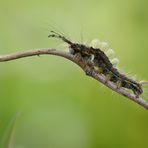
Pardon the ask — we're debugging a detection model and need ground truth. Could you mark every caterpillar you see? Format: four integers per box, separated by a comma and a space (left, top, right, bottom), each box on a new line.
48, 31, 143, 97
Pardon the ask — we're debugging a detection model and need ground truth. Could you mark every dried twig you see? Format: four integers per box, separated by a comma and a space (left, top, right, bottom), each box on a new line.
0, 48, 148, 109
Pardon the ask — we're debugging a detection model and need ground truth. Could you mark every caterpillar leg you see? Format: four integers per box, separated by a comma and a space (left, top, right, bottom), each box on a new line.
87, 54, 94, 66
85, 70, 92, 76
116, 80, 122, 89
73, 52, 82, 61
85, 67, 92, 76
134, 91, 140, 98
94, 66, 103, 74
104, 73, 112, 83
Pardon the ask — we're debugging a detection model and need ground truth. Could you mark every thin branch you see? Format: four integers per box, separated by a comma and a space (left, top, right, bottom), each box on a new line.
0, 48, 148, 110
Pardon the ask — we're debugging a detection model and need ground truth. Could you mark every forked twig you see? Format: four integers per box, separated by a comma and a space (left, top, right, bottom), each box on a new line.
0, 48, 148, 109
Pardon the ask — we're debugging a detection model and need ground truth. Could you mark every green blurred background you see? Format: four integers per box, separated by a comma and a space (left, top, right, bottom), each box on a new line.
0, 0, 148, 148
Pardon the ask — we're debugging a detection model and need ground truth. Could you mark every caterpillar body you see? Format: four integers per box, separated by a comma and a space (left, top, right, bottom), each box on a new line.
48, 31, 143, 97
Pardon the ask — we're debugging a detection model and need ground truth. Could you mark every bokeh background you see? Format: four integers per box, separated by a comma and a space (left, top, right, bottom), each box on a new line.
0, 0, 148, 148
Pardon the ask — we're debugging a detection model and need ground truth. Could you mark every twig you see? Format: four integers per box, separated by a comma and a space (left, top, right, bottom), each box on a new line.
0, 48, 148, 109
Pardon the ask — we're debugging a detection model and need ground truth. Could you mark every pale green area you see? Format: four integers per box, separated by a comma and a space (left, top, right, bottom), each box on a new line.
0, 0, 148, 148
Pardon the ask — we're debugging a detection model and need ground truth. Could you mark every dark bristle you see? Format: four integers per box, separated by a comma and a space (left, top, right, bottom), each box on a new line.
48, 34, 55, 38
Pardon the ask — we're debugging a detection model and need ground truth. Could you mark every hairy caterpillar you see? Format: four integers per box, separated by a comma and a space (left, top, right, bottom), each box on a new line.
48, 31, 143, 97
